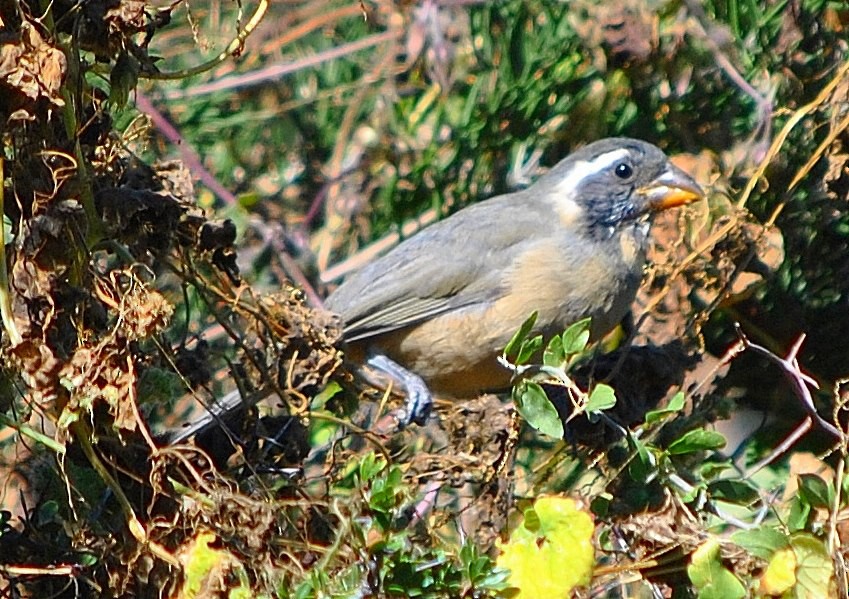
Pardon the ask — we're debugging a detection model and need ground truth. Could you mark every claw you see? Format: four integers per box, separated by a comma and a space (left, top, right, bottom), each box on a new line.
367, 354, 433, 427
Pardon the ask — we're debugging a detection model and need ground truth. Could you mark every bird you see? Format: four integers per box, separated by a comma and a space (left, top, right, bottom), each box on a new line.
325, 137, 704, 426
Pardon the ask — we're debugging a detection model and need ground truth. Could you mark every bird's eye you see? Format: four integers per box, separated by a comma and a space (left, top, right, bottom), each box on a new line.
614, 163, 633, 179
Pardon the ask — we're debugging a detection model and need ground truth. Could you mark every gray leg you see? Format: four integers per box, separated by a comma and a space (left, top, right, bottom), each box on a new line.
366, 353, 433, 427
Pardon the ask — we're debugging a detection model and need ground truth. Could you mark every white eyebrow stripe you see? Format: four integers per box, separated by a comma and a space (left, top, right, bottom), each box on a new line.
552, 148, 632, 198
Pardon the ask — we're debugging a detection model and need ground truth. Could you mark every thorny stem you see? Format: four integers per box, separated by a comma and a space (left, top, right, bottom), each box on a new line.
744, 417, 813, 478
734, 324, 844, 440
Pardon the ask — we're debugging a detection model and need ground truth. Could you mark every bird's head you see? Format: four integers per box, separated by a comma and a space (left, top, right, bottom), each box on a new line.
539, 138, 704, 240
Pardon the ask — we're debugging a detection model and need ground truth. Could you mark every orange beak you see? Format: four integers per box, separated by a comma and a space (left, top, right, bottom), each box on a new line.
640, 163, 704, 211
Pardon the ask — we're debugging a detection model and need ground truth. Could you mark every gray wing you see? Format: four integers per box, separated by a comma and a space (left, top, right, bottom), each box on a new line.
325, 191, 559, 341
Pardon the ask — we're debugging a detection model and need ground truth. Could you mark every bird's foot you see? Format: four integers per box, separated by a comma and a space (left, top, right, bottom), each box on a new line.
366, 354, 433, 427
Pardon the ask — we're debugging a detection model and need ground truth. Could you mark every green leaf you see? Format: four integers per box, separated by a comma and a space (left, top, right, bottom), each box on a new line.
37, 500, 60, 525
687, 538, 746, 599
459, 77, 482, 127
590, 494, 611, 518
628, 436, 655, 483
311, 381, 342, 410
707, 479, 759, 504
561, 318, 592, 355
667, 429, 726, 455
183, 532, 251, 599
294, 577, 318, 599
731, 528, 790, 560
700, 461, 733, 480
2, 214, 14, 245
503, 311, 538, 362
78, 553, 98, 567
522, 507, 541, 533
513, 381, 563, 439
516, 334, 544, 365
790, 533, 834, 598
357, 452, 387, 483
786, 495, 812, 532
508, 7, 528, 80
797, 473, 834, 509
585, 384, 616, 413
237, 191, 261, 208
644, 391, 686, 424
542, 334, 565, 368
109, 52, 139, 108
497, 496, 594, 596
